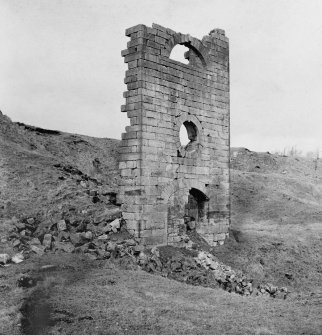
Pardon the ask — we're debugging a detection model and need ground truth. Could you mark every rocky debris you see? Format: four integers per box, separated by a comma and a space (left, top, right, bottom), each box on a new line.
4, 213, 289, 299
256, 283, 288, 298
53, 163, 102, 185
6, 211, 132, 262
138, 251, 220, 288
134, 244, 289, 299
0, 252, 24, 265
194, 250, 288, 298
30, 245, 45, 256
42, 233, 53, 249
57, 220, 67, 231
11, 252, 24, 264
0, 253, 10, 265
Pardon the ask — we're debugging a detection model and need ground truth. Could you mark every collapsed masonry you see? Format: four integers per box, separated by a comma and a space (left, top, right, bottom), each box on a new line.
118, 23, 230, 246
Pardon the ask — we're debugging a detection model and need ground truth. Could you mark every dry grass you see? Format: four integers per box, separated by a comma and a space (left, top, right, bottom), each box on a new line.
38, 254, 321, 335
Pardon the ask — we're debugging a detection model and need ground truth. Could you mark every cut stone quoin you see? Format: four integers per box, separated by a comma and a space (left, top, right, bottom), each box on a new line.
119, 23, 230, 247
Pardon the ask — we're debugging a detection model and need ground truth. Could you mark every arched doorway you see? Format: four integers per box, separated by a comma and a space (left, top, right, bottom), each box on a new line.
185, 188, 209, 229
166, 187, 209, 243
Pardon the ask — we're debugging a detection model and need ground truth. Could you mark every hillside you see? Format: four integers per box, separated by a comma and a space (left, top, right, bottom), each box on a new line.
1, 112, 321, 335
216, 148, 322, 291
0, 111, 120, 222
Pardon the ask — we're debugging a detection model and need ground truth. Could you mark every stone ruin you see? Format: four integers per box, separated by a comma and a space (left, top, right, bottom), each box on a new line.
118, 23, 230, 246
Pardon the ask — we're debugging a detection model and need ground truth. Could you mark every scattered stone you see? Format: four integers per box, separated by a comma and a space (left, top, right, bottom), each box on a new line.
0, 254, 10, 264
57, 220, 67, 231
76, 221, 87, 232
30, 245, 45, 255
12, 239, 21, 247
26, 218, 35, 225
98, 234, 108, 241
57, 231, 70, 242
11, 253, 24, 264
133, 245, 144, 253
80, 181, 87, 188
70, 233, 82, 246
14, 221, 25, 231
151, 246, 160, 257
96, 249, 108, 258
54, 242, 75, 253
103, 225, 112, 233
105, 242, 117, 252
125, 239, 136, 247
42, 233, 53, 249
84, 231, 93, 240
110, 218, 120, 230
29, 237, 41, 246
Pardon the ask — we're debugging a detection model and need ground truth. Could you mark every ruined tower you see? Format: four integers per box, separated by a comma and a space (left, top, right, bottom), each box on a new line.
118, 23, 230, 246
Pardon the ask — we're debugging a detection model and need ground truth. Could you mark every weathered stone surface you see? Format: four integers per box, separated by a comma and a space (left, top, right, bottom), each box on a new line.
110, 218, 121, 229
11, 253, 24, 264
57, 231, 70, 242
54, 242, 75, 253
84, 231, 93, 240
119, 23, 230, 246
30, 245, 45, 255
12, 239, 21, 247
0, 253, 10, 264
26, 218, 35, 225
42, 233, 53, 249
57, 219, 67, 231
97, 234, 109, 241
14, 221, 25, 231
29, 237, 41, 246
70, 233, 82, 246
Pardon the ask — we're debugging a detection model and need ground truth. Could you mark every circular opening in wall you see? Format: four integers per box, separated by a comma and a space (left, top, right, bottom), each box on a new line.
179, 121, 198, 152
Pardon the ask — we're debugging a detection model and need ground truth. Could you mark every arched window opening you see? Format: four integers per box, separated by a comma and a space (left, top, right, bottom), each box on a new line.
179, 121, 198, 152
169, 44, 190, 64
179, 124, 189, 146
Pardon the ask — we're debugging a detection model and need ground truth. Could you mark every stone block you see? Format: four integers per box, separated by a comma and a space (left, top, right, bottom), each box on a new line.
140, 235, 166, 246
214, 233, 226, 242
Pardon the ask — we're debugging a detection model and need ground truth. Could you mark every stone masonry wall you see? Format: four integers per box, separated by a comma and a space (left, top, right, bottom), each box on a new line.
118, 23, 230, 246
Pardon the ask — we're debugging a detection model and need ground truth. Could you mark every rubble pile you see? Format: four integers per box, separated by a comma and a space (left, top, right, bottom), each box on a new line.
195, 251, 288, 298
1, 215, 288, 299
136, 247, 288, 298
3, 212, 139, 262
138, 247, 220, 288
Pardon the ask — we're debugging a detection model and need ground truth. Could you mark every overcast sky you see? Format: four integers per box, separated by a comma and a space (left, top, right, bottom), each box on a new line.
0, 0, 321, 153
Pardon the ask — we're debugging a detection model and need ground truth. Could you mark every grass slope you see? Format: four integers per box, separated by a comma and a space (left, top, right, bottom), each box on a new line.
214, 148, 322, 293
